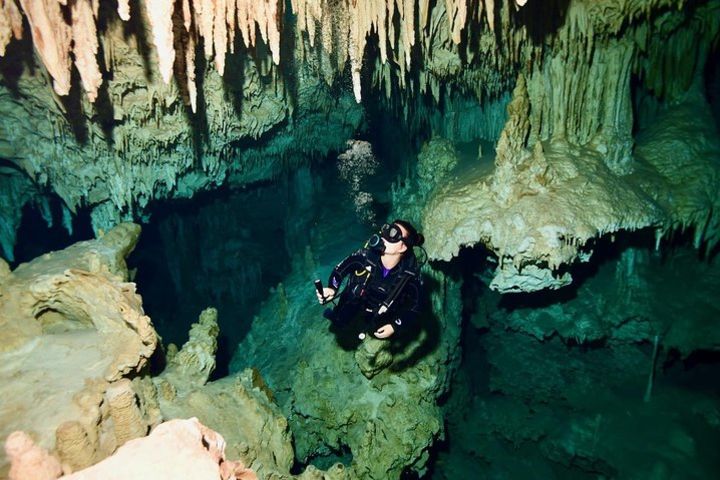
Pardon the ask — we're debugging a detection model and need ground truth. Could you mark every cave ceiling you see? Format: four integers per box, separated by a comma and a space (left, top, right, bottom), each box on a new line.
0, 0, 719, 290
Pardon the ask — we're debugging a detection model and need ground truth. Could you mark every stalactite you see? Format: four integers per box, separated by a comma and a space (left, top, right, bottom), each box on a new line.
17, 0, 72, 95
145, 0, 175, 84
70, 0, 103, 102
117, 0, 130, 21
181, 0, 191, 31
252, 0, 281, 65
0, 0, 23, 56
445, 0, 467, 44
3, 0, 701, 138
486, 0, 495, 32
187, 33, 197, 113
3, 0, 533, 105
213, 0, 228, 75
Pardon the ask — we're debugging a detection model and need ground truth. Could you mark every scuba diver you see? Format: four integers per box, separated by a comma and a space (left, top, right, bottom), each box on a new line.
315, 220, 424, 340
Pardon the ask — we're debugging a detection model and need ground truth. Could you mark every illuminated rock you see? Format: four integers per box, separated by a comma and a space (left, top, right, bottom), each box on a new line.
0, 224, 157, 477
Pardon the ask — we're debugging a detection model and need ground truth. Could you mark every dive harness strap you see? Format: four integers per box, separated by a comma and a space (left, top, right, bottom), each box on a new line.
380, 268, 416, 312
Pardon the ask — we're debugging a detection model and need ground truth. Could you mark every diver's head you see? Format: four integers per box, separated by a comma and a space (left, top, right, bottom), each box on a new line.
389, 219, 424, 248
368, 220, 424, 255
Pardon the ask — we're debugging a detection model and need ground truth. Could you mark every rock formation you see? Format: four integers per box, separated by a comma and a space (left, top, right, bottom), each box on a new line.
0, 0, 363, 252
0, 223, 158, 477
2, 0, 716, 292
231, 244, 462, 478
419, 0, 720, 291
0, 225, 298, 479
6, 418, 256, 480
153, 308, 297, 477
423, 77, 720, 292
0, 0, 717, 293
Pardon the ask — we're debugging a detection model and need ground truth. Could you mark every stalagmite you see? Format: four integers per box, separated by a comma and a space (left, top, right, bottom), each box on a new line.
106, 379, 147, 446
56, 421, 96, 472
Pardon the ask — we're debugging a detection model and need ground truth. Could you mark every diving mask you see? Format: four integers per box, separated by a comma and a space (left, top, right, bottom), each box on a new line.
367, 223, 405, 253
381, 223, 405, 243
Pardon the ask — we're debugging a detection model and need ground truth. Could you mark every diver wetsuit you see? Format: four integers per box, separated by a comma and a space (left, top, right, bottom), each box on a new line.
324, 247, 422, 334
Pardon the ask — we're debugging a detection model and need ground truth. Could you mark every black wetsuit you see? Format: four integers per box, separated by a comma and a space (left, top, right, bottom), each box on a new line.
326, 247, 422, 334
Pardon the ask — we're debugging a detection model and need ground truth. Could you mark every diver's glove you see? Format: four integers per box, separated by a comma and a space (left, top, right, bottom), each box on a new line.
316, 287, 336, 304
373, 323, 395, 339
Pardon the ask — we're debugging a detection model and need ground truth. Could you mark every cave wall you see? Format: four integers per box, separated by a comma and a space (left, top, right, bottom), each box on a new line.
0, 0, 365, 260
2, 0, 718, 292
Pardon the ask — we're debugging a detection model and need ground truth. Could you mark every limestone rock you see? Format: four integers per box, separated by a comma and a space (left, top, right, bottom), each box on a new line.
7, 419, 258, 480
0, 257, 9, 284
354, 337, 393, 379
0, 223, 158, 477
160, 307, 219, 391
231, 250, 461, 478
4, 431, 62, 480
153, 311, 293, 477
155, 370, 295, 478
422, 81, 720, 293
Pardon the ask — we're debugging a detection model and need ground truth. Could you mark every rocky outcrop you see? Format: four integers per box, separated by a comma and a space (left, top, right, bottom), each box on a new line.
6, 418, 256, 480
153, 307, 296, 478
160, 307, 219, 391
0, 223, 158, 477
231, 241, 463, 478
423, 76, 720, 292
0, 225, 331, 479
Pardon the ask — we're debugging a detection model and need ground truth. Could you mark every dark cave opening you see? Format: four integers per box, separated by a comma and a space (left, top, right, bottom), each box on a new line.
129, 178, 301, 379
424, 226, 720, 479
11, 195, 94, 268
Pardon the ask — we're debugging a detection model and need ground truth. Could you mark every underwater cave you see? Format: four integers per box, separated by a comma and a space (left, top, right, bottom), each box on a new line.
1, 0, 719, 479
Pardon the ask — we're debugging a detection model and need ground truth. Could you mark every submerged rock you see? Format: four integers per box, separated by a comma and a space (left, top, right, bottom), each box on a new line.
354, 336, 393, 379
7, 418, 256, 480
0, 223, 158, 477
